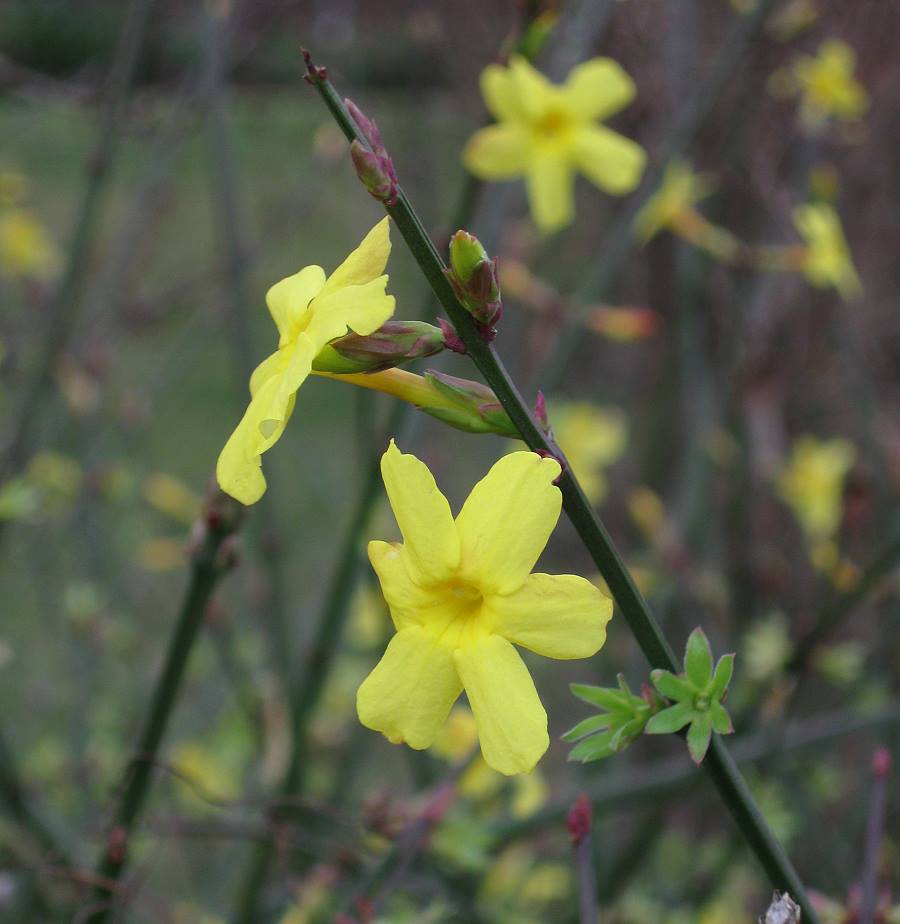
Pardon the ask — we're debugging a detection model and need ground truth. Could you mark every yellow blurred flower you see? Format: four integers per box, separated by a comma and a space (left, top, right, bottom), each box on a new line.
170, 741, 240, 809
777, 435, 855, 541
0, 207, 60, 280
791, 39, 868, 127
431, 706, 548, 813
464, 56, 645, 232
349, 583, 390, 649
142, 473, 201, 524
552, 402, 627, 504
793, 202, 861, 300
217, 218, 395, 505
743, 612, 793, 683
633, 160, 713, 242
358, 442, 612, 774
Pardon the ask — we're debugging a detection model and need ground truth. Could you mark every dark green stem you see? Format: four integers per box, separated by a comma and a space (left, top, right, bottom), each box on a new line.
83, 500, 241, 923
309, 68, 820, 923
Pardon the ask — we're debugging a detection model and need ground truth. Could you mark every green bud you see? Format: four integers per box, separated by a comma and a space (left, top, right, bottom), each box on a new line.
421, 370, 518, 438
449, 231, 489, 284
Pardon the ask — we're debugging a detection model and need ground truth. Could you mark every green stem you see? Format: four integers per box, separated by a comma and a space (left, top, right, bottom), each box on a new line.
309, 68, 821, 923
83, 500, 241, 923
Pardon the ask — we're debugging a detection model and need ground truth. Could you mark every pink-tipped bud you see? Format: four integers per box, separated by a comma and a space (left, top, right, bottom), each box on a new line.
350, 140, 398, 206
873, 746, 891, 779
314, 321, 444, 374
566, 793, 592, 845
301, 48, 327, 85
438, 318, 467, 355
534, 391, 549, 431
345, 98, 384, 151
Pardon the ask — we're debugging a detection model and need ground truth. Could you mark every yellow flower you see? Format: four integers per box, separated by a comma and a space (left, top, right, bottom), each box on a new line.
217, 218, 395, 504
142, 473, 201, 524
633, 160, 713, 242
791, 39, 868, 127
463, 56, 645, 233
793, 202, 861, 299
551, 402, 627, 504
358, 442, 613, 774
777, 435, 855, 540
0, 208, 60, 280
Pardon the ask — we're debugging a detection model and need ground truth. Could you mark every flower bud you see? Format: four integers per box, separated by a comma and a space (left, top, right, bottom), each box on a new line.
423, 370, 517, 437
446, 230, 502, 329
350, 140, 398, 206
313, 321, 445, 374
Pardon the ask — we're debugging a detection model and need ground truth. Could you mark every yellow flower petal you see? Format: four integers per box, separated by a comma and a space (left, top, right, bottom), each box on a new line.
463, 124, 531, 179
480, 64, 522, 122
454, 634, 548, 774
526, 152, 575, 233
508, 55, 559, 120
368, 540, 447, 631
265, 265, 326, 348
381, 440, 460, 584
357, 625, 462, 749
456, 451, 561, 594
487, 573, 612, 659
216, 342, 311, 505
572, 125, 646, 195
306, 277, 395, 344
318, 216, 392, 298
562, 57, 636, 121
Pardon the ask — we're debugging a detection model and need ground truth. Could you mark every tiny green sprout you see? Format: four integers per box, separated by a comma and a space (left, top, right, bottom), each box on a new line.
646, 626, 735, 765
564, 674, 663, 763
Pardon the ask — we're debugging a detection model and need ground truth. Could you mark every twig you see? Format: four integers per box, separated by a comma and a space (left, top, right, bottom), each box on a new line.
0, 0, 156, 484
82, 491, 243, 923
201, 0, 293, 731
859, 747, 890, 924
231, 402, 406, 923
568, 794, 598, 924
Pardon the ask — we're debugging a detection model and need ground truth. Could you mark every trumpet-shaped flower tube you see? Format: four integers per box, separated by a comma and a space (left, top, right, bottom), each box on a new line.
217, 218, 395, 504
357, 442, 613, 774
463, 56, 645, 233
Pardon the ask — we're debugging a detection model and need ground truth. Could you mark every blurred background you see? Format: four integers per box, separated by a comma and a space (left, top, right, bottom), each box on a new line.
0, 0, 898, 922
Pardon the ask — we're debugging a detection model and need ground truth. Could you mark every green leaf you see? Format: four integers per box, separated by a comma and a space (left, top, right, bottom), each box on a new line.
651, 669, 696, 702
570, 683, 630, 713
568, 730, 616, 763
710, 700, 733, 735
616, 673, 635, 698
710, 653, 735, 699
562, 714, 611, 742
687, 712, 713, 764
645, 701, 694, 735
609, 716, 647, 752
685, 627, 714, 689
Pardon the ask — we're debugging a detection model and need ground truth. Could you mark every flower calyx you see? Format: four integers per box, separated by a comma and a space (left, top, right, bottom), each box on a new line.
646, 627, 735, 765
313, 320, 444, 374
422, 370, 517, 438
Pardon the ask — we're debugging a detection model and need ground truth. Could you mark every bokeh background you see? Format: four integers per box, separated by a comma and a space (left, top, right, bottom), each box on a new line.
1, 1, 898, 922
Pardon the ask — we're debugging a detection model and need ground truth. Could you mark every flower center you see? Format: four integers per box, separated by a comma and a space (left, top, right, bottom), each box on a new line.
534, 108, 571, 141
428, 579, 488, 649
